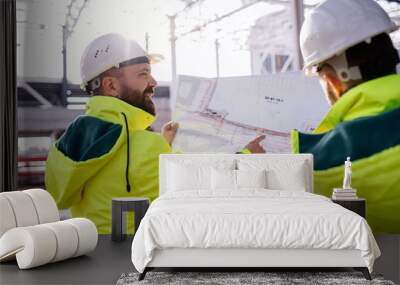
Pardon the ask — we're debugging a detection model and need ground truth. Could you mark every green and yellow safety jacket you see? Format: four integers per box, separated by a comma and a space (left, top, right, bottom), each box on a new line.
45, 96, 171, 234
292, 74, 400, 233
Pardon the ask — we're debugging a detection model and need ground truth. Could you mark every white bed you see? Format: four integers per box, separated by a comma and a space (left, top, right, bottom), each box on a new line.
131, 154, 380, 280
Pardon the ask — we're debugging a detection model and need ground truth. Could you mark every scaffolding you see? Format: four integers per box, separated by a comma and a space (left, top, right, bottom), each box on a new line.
167, 0, 305, 83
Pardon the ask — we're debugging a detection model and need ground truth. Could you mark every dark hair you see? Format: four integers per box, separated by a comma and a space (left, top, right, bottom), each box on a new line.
345, 33, 399, 82
84, 68, 122, 96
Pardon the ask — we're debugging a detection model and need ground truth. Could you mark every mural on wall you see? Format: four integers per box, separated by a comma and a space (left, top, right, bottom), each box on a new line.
17, 0, 400, 234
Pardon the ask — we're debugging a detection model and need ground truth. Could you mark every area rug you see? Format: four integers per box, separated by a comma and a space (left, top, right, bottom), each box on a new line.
116, 271, 396, 285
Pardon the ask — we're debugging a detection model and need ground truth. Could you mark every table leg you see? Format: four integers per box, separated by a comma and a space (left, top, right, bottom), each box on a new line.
112, 202, 125, 242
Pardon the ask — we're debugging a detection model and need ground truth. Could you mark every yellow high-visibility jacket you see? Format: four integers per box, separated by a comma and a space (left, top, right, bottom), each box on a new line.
292, 74, 400, 233
45, 96, 171, 234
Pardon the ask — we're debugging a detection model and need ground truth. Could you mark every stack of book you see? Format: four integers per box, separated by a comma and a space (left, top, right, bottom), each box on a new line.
332, 188, 358, 200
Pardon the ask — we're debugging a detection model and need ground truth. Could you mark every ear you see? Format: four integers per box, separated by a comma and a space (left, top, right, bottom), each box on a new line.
323, 72, 347, 99
101, 76, 121, 97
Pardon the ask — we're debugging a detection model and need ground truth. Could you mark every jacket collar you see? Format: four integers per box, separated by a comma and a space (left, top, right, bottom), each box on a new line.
85, 95, 155, 131
314, 74, 400, 133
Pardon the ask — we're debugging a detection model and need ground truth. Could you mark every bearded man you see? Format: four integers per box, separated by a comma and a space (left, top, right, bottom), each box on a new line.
45, 33, 263, 233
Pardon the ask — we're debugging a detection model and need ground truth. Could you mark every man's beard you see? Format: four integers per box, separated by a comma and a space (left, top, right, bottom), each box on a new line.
319, 79, 337, 106
118, 84, 156, 116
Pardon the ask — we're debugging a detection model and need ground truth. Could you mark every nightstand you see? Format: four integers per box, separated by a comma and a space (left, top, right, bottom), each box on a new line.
332, 198, 366, 218
111, 197, 150, 242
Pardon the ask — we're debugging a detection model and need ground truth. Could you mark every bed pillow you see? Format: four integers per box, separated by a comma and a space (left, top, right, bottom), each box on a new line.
166, 159, 236, 192
236, 169, 267, 189
237, 159, 308, 191
211, 169, 268, 190
266, 161, 307, 191
167, 162, 211, 191
211, 168, 236, 190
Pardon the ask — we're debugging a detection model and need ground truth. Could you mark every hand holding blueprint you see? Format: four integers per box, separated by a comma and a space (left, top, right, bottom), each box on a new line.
172, 73, 329, 153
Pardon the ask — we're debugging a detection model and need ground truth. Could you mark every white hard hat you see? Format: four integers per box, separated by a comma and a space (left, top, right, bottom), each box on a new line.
300, 0, 398, 73
80, 33, 162, 89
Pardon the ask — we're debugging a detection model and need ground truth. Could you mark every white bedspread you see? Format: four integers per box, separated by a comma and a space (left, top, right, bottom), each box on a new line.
131, 190, 380, 273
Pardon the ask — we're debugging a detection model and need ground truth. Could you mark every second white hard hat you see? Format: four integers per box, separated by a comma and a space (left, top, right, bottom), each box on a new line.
300, 0, 397, 73
80, 33, 162, 89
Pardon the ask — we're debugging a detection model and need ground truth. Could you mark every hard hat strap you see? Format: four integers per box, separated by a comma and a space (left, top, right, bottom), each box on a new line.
80, 56, 150, 92
80, 77, 101, 94
119, 56, 150, 68
90, 77, 101, 92
324, 53, 362, 82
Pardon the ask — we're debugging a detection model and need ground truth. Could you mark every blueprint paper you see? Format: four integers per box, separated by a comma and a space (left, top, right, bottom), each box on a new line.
172, 73, 329, 153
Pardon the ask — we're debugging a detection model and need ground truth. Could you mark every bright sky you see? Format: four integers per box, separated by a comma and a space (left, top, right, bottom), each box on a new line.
17, 0, 400, 84
16, 0, 291, 83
